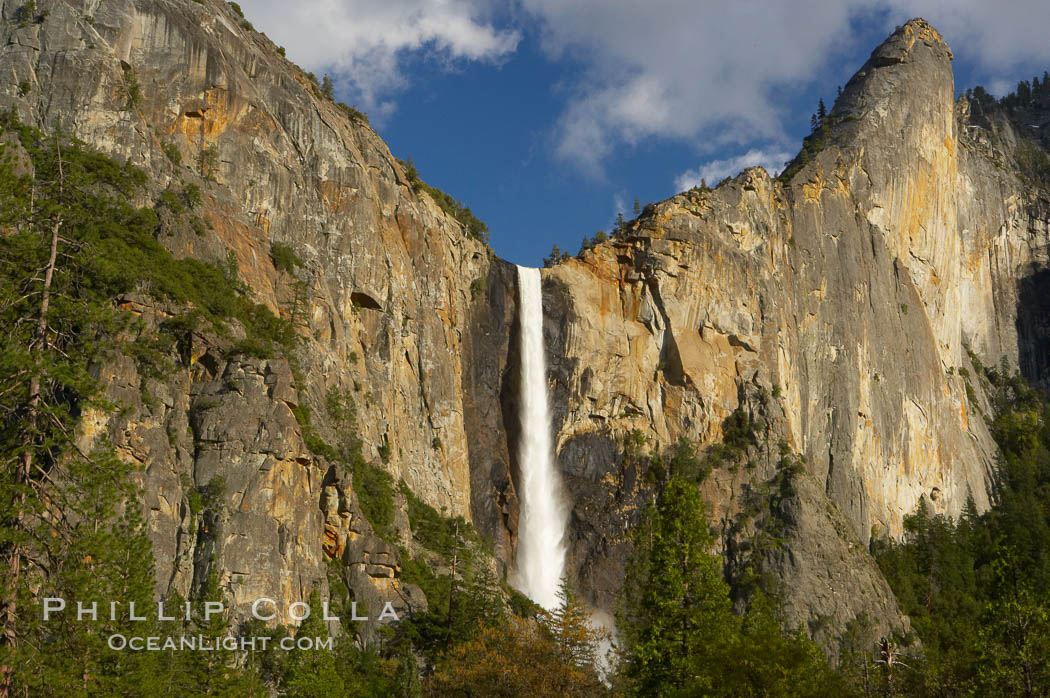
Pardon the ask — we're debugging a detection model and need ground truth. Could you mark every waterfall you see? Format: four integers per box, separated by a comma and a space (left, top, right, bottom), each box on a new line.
512, 265, 569, 611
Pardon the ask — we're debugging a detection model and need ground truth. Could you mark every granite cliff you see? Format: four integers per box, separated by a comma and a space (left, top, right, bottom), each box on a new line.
2, 0, 1048, 652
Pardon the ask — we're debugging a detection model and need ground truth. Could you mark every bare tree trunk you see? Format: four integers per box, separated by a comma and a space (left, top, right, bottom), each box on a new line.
0, 142, 63, 698
446, 521, 459, 647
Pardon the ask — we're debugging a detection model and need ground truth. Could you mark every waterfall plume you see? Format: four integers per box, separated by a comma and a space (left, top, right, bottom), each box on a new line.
511, 265, 569, 611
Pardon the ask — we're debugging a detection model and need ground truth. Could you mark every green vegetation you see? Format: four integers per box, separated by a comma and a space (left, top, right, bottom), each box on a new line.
688, 178, 713, 194
161, 140, 182, 165
121, 64, 142, 110
966, 75, 1050, 188
400, 480, 476, 555
779, 96, 835, 183
354, 462, 396, 540
270, 241, 303, 274
543, 244, 572, 267
201, 143, 219, 180
1016, 138, 1050, 186
429, 580, 605, 696
0, 110, 286, 694
17, 0, 39, 26
301, 69, 369, 125
578, 229, 608, 255
870, 363, 1050, 695
0, 113, 292, 357
158, 184, 200, 216
335, 101, 369, 125
0, 88, 598, 698
616, 477, 844, 695
623, 428, 647, 461
397, 158, 489, 242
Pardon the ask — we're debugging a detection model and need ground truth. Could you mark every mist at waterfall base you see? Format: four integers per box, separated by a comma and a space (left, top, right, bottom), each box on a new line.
510, 265, 569, 611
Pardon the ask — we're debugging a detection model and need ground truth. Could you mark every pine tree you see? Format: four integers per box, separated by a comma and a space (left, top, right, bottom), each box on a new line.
1018, 80, 1032, 102
633, 198, 640, 215
281, 589, 345, 697
618, 477, 735, 694
0, 117, 171, 697
543, 244, 563, 268
428, 618, 608, 697
548, 578, 600, 672
817, 98, 827, 124
974, 548, 1050, 696
717, 591, 847, 697
163, 569, 261, 696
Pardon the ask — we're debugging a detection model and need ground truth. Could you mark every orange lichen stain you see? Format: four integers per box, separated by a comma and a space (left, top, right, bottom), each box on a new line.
322, 523, 343, 559
802, 168, 825, 202
912, 20, 945, 46
318, 180, 355, 214
960, 396, 968, 430
254, 211, 271, 235
205, 210, 280, 314
174, 87, 276, 153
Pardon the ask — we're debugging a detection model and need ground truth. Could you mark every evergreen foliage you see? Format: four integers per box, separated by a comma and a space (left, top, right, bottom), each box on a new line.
0, 111, 305, 693
871, 364, 1050, 696
396, 158, 489, 242
615, 476, 844, 696
427, 615, 607, 697
543, 243, 572, 267
270, 242, 303, 274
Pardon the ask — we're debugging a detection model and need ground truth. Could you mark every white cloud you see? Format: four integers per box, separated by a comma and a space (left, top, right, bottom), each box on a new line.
882, 0, 1050, 75
519, 0, 1050, 175
240, 0, 519, 117
674, 148, 792, 193
241, 0, 1050, 167
519, 0, 867, 175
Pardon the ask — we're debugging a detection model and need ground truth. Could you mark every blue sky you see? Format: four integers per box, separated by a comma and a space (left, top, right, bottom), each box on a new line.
243, 1, 1050, 267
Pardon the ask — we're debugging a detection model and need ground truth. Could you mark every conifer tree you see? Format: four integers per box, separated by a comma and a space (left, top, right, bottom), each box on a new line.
618, 477, 735, 695
548, 578, 600, 672
281, 589, 344, 697
543, 244, 563, 268
0, 116, 171, 697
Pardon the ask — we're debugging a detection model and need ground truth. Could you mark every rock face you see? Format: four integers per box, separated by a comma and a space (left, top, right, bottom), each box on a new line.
542, 19, 1048, 643
4, 4, 1050, 651
1, 0, 513, 628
